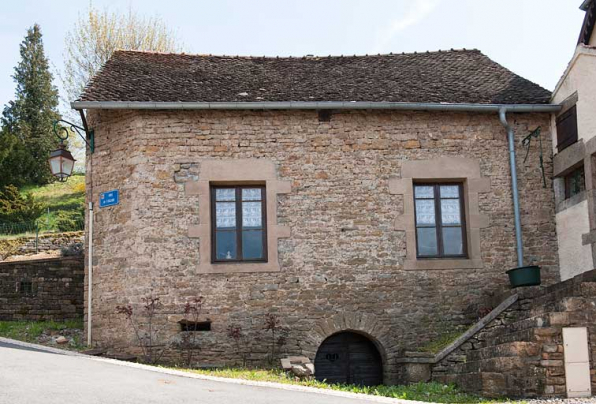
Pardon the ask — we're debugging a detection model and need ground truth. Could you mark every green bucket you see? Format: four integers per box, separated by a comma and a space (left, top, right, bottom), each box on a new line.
506, 265, 541, 288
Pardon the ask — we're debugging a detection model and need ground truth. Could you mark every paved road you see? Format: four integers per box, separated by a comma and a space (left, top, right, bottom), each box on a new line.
0, 341, 383, 404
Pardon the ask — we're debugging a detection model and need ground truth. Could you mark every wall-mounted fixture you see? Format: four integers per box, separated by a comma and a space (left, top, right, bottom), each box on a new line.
48, 119, 94, 181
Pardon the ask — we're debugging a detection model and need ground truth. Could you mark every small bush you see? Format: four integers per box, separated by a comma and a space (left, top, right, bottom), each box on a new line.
0, 185, 44, 224
61, 242, 84, 257
54, 210, 84, 232
72, 182, 85, 193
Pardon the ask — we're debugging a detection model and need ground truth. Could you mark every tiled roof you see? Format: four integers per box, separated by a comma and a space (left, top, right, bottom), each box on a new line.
79, 49, 551, 105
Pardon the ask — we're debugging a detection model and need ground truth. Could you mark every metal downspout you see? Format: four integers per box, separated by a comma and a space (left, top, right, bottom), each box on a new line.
499, 107, 524, 268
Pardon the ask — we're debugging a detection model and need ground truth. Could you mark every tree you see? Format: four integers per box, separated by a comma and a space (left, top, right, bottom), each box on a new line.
61, 5, 183, 104
0, 127, 29, 188
0, 24, 60, 186
0, 185, 44, 224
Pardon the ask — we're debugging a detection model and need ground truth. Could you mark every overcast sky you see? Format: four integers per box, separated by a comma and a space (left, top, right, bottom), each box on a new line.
0, 0, 587, 115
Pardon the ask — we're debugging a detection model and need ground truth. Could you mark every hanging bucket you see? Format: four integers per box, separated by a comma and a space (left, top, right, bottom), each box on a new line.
506, 265, 541, 288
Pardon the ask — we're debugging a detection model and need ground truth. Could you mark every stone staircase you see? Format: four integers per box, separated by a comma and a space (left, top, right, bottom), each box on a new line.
399, 270, 596, 398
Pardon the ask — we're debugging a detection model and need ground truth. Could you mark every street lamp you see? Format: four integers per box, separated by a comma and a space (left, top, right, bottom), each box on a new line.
48, 143, 76, 181
48, 120, 94, 181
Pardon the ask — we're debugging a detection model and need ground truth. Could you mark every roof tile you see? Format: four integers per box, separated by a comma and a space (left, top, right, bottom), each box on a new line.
79, 49, 551, 105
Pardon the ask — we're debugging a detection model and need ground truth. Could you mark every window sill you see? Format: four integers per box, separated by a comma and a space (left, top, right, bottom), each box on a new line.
403, 258, 483, 270
556, 190, 587, 213
198, 260, 280, 274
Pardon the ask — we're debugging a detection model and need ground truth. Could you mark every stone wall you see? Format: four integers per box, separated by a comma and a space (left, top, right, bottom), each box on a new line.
0, 231, 84, 261
431, 270, 596, 398
0, 257, 84, 321
85, 109, 559, 380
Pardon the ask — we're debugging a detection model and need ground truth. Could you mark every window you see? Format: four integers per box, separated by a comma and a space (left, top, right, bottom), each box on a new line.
556, 105, 578, 152
564, 166, 585, 199
414, 183, 467, 258
210, 185, 267, 263
19, 281, 33, 295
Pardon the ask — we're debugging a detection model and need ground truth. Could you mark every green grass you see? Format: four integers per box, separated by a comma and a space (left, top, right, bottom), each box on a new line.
419, 330, 466, 354
173, 367, 497, 403
0, 319, 85, 351
2, 175, 86, 237
21, 174, 85, 209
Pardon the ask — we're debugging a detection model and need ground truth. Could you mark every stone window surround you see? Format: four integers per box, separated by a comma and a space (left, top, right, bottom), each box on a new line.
389, 157, 490, 270
553, 136, 596, 255
185, 159, 291, 274
553, 138, 593, 213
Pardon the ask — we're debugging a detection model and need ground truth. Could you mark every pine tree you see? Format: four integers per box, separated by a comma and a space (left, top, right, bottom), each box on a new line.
0, 24, 61, 185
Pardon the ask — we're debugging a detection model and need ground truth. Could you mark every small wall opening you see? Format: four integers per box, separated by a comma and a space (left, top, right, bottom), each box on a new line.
179, 320, 211, 332
19, 281, 33, 295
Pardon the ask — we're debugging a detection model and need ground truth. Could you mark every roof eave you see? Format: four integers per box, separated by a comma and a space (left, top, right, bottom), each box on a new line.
71, 101, 560, 113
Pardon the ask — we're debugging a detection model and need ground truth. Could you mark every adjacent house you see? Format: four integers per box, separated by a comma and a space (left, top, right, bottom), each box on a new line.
72, 48, 560, 385
551, 0, 596, 281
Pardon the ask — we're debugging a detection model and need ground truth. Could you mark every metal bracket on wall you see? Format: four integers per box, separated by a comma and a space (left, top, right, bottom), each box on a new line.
52, 119, 95, 153
522, 126, 546, 188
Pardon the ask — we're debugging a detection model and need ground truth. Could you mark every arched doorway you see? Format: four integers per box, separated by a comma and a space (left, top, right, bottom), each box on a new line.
314, 331, 383, 386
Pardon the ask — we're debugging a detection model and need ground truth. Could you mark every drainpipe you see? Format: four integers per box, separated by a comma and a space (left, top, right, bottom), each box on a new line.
87, 201, 94, 346
499, 107, 524, 268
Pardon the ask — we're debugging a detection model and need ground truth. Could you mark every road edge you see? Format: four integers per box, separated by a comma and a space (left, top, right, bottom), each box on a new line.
0, 336, 430, 404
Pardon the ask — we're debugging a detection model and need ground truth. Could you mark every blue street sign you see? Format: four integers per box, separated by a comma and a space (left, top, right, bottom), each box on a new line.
99, 190, 119, 208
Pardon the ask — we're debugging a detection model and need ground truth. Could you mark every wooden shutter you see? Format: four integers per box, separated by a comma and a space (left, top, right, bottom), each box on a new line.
556, 106, 578, 152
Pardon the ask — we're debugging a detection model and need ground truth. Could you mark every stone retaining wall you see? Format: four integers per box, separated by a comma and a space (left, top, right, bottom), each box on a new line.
0, 257, 84, 321
0, 231, 84, 261
430, 270, 596, 398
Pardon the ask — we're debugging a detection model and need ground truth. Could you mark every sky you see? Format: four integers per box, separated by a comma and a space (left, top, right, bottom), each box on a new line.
0, 0, 587, 116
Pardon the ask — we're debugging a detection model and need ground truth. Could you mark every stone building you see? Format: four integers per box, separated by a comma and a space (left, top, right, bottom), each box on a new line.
551, 0, 596, 281
72, 48, 560, 385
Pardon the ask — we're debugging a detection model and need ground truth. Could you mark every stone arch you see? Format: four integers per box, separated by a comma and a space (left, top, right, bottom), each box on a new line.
301, 312, 395, 384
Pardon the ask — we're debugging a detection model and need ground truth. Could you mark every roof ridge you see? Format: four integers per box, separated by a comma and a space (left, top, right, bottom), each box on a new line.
113, 48, 482, 59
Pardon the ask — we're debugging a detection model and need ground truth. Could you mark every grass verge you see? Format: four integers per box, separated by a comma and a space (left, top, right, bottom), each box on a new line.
174, 367, 498, 403
0, 319, 85, 351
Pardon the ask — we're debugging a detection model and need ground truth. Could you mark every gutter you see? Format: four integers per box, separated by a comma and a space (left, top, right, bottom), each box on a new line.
71, 100, 561, 113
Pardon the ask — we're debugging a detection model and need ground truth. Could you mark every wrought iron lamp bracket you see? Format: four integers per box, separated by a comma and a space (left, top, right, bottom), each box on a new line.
521, 126, 546, 188
52, 119, 94, 153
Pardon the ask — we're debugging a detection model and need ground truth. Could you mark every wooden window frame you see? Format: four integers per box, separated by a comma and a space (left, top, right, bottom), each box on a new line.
413, 183, 468, 259
556, 105, 579, 152
210, 185, 268, 264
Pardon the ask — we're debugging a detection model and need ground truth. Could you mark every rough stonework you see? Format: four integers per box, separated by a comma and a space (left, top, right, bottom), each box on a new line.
430, 269, 596, 398
0, 232, 83, 261
84, 109, 559, 384
0, 257, 84, 321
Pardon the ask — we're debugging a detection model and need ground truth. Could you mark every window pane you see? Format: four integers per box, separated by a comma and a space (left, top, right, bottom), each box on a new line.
414, 186, 434, 199
443, 227, 464, 255
216, 202, 236, 228
440, 185, 459, 198
242, 201, 262, 228
216, 188, 236, 201
242, 230, 263, 260
417, 227, 438, 256
441, 199, 461, 225
242, 188, 262, 201
216, 231, 237, 260
415, 199, 436, 225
